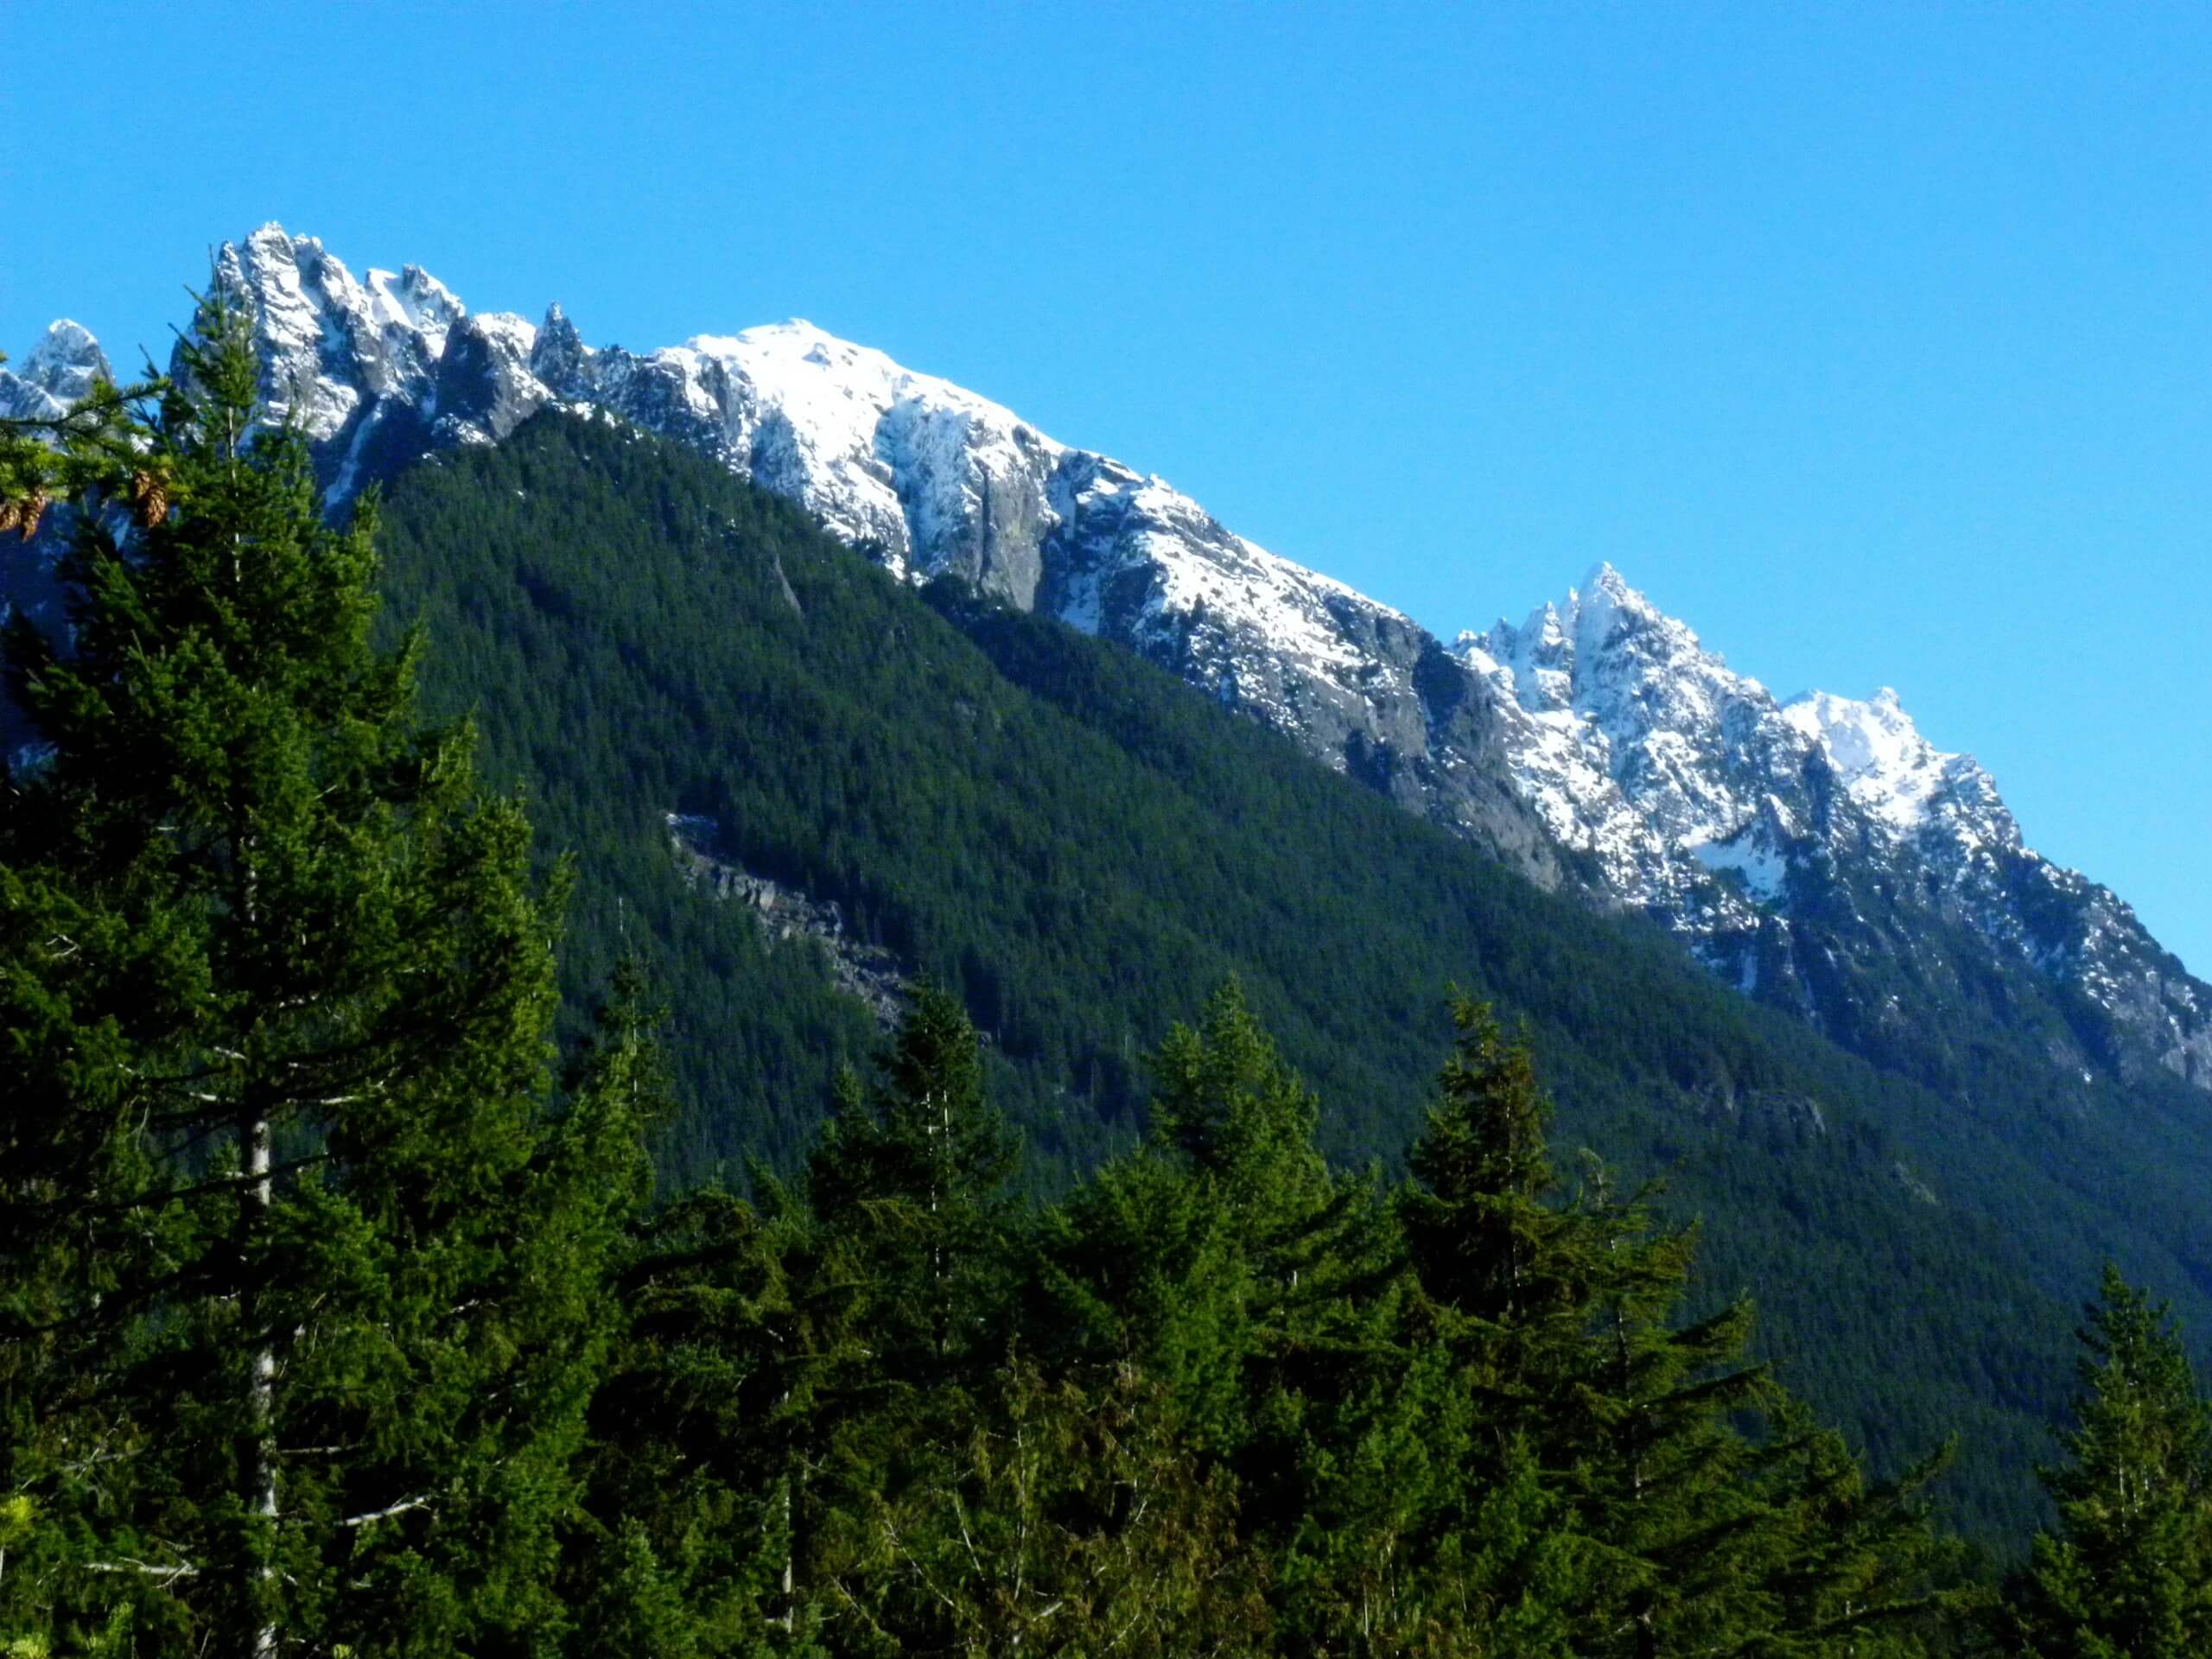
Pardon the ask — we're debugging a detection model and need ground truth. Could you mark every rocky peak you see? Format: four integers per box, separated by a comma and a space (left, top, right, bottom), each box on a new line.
0, 319, 112, 420
430, 311, 550, 448
1778, 688, 2005, 843
1571, 558, 1662, 643
365, 264, 463, 359
1466, 565, 2209, 1088
212, 226, 422, 437
530, 303, 593, 399
1471, 566, 1808, 873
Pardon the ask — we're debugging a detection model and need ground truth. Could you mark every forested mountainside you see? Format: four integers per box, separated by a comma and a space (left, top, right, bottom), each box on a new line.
10, 306, 2212, 1658
369, 410, 2212, 1545
13, 225, 2204, 1116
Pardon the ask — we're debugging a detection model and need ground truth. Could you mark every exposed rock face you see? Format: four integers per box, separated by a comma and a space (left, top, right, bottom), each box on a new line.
667, 814, 906, 1027
1464, 567, 2212, 1091
0, 320, 111, 421
9, 223, 2205, 1098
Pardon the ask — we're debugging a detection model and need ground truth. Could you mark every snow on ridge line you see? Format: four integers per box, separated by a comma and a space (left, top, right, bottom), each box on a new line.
689, 320, 1040, 413
29, 226, 1417, 674
1452, 556, 2045, 937
1780, 686, 1964, 833
9, 230, 2012, 882
8, 233, 1984, 858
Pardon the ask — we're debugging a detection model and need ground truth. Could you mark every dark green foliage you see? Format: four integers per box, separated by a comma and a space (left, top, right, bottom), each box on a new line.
1402, 1004, 1969, 1656
578, 988, 1967, 1656
1128, 989, 1592, 1653
1402, 997, 1588, 1386
565, 1182, 809, 1658
4, 330, 2202, 1655
0, 304, 646, 1656
808, 984, 1020, 1375
2005, 1270, 2212, 1656
365, 411, 2212, 1545
4, 334, 2194, 1654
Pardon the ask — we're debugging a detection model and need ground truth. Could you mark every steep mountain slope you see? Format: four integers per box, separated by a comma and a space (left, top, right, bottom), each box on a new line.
211, 225, 1570, 875
355, 410, 2212, 1545
76, 224, 2196, 1099
9, 228, 2201, 1116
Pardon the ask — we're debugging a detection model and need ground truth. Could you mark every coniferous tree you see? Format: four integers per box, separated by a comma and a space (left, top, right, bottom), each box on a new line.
796, 988, 1020, 1656
1755, 1406, 1969, 1656
1031, 986, 1443, 1653
1135, 982, 1399, 1439
806, 983, 1020, 1377
1400, 995, 1596, 1423
1559, 1169, 1777, 1656
2009, 1268, 2212, 1657
570, 1178, 832, 1659
0, 295, 632, 1656
845, 1353, 1268, 1659
556, 962, 823, 1659
1401, 996, 1958, 1658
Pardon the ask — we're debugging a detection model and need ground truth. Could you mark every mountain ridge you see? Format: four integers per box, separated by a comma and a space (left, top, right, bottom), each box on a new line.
6, 223, 2204, 1104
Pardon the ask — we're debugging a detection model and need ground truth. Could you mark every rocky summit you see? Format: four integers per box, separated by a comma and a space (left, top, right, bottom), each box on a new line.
10, 223, 2207, 1099
0, 320, 111, 423
1466, 569, 2210, 1091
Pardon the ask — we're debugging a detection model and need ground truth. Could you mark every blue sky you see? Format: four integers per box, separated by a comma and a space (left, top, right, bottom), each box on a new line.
6, 1, 2208, 971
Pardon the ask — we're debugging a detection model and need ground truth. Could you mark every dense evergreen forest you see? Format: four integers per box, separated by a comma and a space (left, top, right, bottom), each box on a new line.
365, 409, 2212, 1546
4, 307, 2212, 1655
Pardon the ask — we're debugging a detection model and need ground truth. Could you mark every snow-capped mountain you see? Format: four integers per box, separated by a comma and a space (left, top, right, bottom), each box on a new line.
181, 226, 1567, 878
1465, 569, 2211, 1090
0, 320, 111, 423
9, 224, 2206, 1098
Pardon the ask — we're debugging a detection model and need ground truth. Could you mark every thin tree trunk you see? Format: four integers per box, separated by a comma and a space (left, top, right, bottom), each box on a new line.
228, 625, 277, 1655
240, 1101, 278, 1659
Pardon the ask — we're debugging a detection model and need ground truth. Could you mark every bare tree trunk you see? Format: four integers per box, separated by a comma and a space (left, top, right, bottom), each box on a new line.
241, 1101, 278, 1659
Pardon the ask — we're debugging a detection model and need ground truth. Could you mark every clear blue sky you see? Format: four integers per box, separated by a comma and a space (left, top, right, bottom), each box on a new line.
6, 2, 2208, 972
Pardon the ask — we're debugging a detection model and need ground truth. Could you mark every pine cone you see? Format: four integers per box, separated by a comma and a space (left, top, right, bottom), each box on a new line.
131, 469, 169, 527
16, 489, 43, 542
0, 499, 18, 537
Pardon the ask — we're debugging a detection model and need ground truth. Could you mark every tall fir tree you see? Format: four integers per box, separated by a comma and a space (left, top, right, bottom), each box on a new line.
0, 293, 637, 1656
1399, 995, 1595, 1414
1031, 985, 1442, 1654
2008, 1267, 2212, 1658
805, 982, 1020, 1378
1400, 995, 1959, 1658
